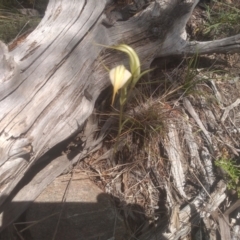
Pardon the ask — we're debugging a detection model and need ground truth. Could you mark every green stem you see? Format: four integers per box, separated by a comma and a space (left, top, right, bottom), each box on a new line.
114, 88, 125, 153
118, 102, 124, 138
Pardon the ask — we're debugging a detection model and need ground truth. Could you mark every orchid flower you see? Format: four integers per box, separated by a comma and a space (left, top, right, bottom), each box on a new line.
97, 43, 153, 140
109, 65, 132, 105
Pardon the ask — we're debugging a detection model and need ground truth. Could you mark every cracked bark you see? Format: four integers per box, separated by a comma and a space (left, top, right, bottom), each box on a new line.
0, 0, 239, 234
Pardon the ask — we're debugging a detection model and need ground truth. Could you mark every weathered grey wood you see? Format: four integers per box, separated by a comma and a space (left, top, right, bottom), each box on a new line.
0, 113, 103, 231
140, 180, 226, 240
0, 0, 107, 194
183, 98, 212, 144
0, 140, 106, 232
0, 0, 240, 233
181, 34, 240, 55
0, 0, 110, 229
163, 121, 187, 199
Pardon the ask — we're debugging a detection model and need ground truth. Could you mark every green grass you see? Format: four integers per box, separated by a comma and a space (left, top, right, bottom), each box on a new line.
0, 9, 41, 43
116, 54, 204, 143
180, 55, 201, 96
215, 157, 240, 197
203, 0, 240, 39
0, 0, 47, 43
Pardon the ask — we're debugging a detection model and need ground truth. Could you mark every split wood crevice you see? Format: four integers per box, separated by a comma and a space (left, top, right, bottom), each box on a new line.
0, 0, 240, 238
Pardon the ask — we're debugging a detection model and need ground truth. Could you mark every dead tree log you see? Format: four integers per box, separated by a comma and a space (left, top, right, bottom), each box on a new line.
0, 0, 240, 232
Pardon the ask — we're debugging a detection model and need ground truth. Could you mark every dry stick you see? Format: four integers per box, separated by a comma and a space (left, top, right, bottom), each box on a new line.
190, 170, 213, 200
210, 82, 240, 154
208, 79, 224, 108
183, 98, 212, 145
221, 98, 240, 122
229, 117, 240, 135
13, 223, 25, 240
18, 212, 60, 233
224, 199, 240, 217
14, 20, 30, 40
191, 171, 230, 227
112, 204, 117, 239
125, 172, 150, 196
191, 171, 227, 220
64, 209, 108, 219
52, 172, 73, 240
218, 131, 240, 156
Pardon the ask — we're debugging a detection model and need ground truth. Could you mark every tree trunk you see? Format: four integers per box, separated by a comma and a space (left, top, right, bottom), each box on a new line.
0, 0, 239, 234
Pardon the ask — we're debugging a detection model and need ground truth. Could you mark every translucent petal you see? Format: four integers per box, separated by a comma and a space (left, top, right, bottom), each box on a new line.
109, 65, 131, 105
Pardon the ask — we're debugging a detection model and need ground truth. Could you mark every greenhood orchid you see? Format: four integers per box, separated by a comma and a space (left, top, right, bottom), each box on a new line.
107, 44, 151, 106
97, 43, 152, 138
109, 64, 132, 105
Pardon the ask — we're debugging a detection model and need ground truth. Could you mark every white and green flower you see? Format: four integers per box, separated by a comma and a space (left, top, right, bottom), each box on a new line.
109, 65, 132, 105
